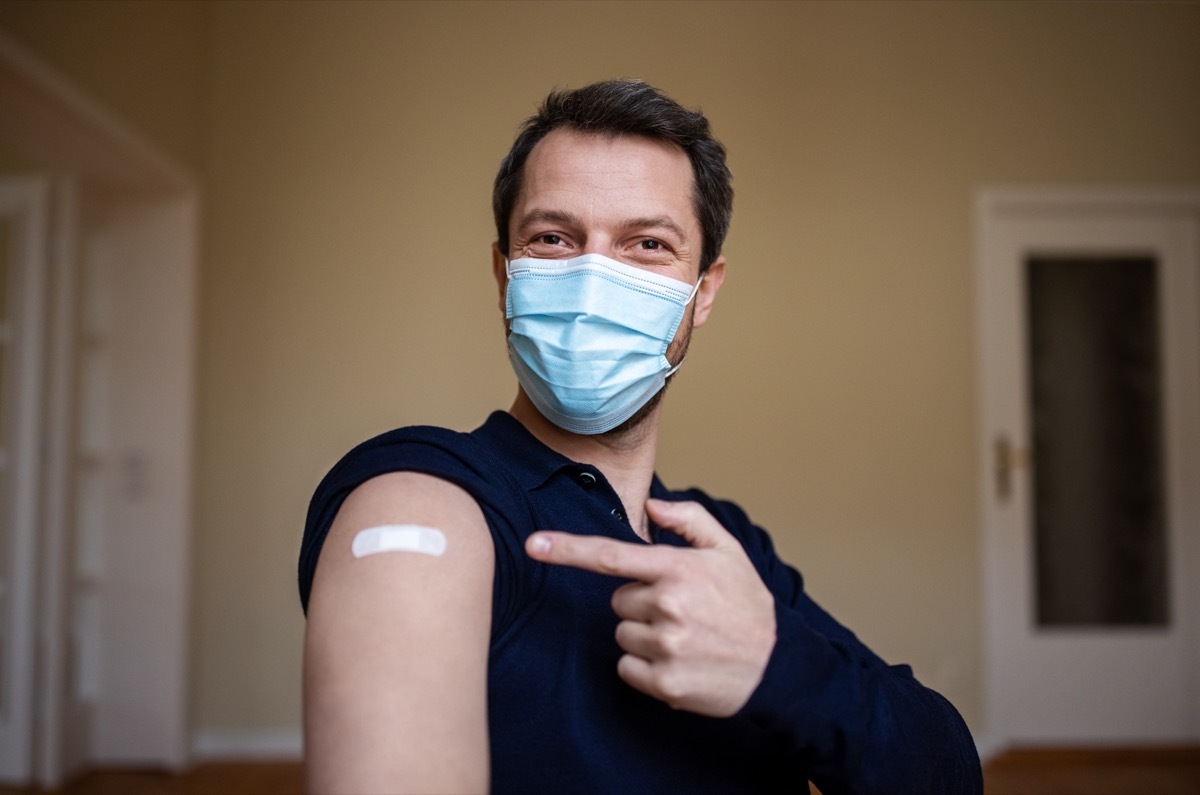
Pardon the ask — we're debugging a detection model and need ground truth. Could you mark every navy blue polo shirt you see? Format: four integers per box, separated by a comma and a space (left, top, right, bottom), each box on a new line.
300, 411, 982, 794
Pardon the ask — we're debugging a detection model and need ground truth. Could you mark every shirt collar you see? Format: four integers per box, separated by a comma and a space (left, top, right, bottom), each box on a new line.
472, 411, 583, 491
472, 410, 670, 498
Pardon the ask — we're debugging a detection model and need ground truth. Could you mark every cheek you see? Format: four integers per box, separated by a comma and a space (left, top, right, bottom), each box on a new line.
666, 309, 695, 361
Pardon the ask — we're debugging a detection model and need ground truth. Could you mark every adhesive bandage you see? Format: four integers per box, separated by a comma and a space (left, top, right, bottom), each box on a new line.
351, 525, 447, 558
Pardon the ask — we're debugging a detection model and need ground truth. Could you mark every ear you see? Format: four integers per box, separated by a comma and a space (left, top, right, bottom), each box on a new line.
492, 243, 508, 315
691, 256, 726, 329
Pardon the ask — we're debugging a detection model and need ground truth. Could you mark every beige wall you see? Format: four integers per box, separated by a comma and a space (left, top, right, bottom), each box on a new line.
3, 0, 1199, 745
0, 0, 209, 171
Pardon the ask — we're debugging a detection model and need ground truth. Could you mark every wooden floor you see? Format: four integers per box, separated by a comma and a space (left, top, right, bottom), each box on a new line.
983, 746, 1200, 795
0, 747, 1197, 794
0, 763, 304, 795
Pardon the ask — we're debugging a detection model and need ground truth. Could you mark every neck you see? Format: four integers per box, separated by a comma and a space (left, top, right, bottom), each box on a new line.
509, 390, 661, 541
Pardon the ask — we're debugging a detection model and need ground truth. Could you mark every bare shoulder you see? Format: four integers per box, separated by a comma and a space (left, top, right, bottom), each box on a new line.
304, 471, 493, 793
315, 470, 493, 575
308, 471, 494, 625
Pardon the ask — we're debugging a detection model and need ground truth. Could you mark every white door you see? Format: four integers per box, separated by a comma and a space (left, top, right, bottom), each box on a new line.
1, 34, 198, 782
976, 189, 1200, 746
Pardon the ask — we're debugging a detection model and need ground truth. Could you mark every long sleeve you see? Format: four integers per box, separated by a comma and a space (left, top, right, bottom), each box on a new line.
739, 596, 982, 794
682, 489, 983, 795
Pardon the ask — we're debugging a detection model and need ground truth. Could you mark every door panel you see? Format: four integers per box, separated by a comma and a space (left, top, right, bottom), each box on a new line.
1026, 255, 1167, 629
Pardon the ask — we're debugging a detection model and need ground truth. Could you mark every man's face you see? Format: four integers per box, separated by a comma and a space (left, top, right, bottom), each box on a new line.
508, 128, 705, 285
502, 128, 715, 352
495, 128, 725, 434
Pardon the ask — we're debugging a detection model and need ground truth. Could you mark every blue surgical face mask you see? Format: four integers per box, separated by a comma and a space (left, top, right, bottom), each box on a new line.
505, 253, 703, 435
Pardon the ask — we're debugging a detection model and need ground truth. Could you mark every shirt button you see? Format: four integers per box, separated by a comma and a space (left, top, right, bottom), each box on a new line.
578, 471, 598, 490
610, 507, 626, 522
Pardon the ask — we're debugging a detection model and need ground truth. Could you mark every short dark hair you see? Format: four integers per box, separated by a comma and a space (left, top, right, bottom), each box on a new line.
493, 79, 733, 273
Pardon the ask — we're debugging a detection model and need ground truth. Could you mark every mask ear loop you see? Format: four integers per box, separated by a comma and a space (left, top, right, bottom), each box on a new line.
664, 273, 706, 378
683, 272, 705, 306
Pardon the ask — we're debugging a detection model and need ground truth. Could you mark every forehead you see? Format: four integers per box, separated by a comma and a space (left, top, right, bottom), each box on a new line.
515, 128, 698, 232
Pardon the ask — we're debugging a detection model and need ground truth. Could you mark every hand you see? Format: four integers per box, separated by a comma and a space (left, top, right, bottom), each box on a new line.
526, 498, 776, 717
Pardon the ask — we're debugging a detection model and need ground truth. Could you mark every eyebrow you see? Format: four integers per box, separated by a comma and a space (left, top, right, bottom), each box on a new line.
514, 210, 688, 243
618, 216, 688, 243
514, 209, 580, 235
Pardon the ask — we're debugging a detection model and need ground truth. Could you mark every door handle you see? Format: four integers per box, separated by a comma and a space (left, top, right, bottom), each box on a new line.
994, 434, 1032, 502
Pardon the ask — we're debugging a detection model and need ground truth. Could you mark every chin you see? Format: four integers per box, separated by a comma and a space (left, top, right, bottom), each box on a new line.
597, 387, 667, 439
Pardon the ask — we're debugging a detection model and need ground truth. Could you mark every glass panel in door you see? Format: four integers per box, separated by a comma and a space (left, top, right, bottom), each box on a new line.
1025, 255, 1168, 628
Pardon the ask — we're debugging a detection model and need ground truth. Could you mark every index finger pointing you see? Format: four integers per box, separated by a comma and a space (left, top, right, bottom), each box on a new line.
526, 531, 671, 582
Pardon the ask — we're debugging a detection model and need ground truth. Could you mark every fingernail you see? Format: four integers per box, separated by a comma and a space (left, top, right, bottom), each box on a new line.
528, 534, 551, 554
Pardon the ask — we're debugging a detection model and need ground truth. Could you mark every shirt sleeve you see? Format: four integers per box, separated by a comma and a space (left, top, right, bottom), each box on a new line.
686, 491, 984, 795
298, 425, 532, 636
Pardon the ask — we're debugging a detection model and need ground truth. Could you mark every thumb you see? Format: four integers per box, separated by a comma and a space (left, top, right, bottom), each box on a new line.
645, 498, 733, 550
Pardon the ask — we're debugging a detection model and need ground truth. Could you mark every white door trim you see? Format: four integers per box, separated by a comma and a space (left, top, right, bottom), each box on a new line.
0, 177, 50, 783
37, 178, 83, 788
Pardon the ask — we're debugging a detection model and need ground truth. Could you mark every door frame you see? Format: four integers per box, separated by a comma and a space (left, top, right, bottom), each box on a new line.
975, 187, 1200, 753
0, 177, 50, 784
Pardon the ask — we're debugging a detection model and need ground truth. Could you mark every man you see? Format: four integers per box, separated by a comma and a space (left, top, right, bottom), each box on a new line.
300, 79, 982, 794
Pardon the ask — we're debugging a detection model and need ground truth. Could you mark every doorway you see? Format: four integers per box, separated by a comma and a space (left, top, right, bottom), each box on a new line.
975, 188, 1200, 749
0, 33, 197, 786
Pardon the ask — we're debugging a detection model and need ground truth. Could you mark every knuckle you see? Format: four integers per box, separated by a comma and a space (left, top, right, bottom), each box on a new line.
655, 590, 685, 621
674, 500, 704, 519
596, 544, 625, 575
657, 626, 686, 658
657, 554, 683, 579
652, 668, 688, 706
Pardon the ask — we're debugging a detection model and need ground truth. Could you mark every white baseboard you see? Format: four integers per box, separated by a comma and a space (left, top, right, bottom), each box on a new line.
975, 733, 1008, 764
190, 728, 302, 761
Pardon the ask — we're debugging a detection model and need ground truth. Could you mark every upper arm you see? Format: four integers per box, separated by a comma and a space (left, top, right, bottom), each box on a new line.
303, 471, 494, 794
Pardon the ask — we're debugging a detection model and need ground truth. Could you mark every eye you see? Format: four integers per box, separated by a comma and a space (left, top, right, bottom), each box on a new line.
525, 232, 574, 258
631, 238, 673, 260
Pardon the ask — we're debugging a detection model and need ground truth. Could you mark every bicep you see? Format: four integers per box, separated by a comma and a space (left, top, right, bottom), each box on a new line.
303, 472, 494, 794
